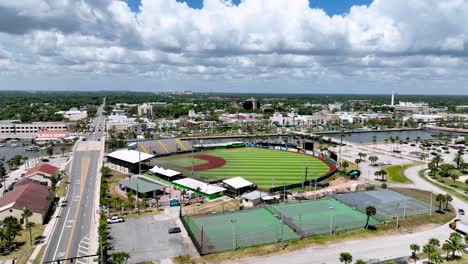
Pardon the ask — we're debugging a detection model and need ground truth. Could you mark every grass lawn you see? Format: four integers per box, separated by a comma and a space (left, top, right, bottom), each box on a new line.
0, 224, 45, 264
385, 164, 415, 183
56, 173, 69, 197
156, 148, 332, 188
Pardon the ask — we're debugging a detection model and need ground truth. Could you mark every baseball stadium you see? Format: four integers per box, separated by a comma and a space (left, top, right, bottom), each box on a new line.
150, 142, 336, 190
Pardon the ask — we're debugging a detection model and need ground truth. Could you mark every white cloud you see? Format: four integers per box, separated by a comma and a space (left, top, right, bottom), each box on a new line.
0, 0, 467, 93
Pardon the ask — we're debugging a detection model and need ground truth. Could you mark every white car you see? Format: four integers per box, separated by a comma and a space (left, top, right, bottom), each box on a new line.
107, 216, 124, 224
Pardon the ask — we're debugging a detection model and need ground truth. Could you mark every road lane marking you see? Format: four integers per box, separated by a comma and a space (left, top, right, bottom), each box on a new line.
65, 157, 90, 260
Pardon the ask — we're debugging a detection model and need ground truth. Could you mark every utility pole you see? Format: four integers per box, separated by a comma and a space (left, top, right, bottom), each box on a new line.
395, 203, 400, 230
429, 192, 433, 215
191, 138, 194, 178
329, 206, 334, 235
230, 219, 237, 251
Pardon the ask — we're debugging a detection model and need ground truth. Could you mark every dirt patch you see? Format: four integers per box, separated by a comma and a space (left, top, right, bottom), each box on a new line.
183, 155, 226, 171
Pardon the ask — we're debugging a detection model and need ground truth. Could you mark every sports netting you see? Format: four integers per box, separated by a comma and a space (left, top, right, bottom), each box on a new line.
270, 199, 379, 237
182, 208, 300, 254
332, 189, 435, 221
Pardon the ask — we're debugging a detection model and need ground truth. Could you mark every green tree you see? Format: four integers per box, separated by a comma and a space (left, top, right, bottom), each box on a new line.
341, 161, 349, 173
26, 222, 35, 246
444, 194, 452, 211
364, 205, 376, 229
429, 252, 443, 264
60, 146, 67, 156
127, 192, 135, 211
112, 251, 130, 264
339, 252, 353, 264
423, 243, 435, 262
446, 232, 463, 259
435, 194, 446, 212
355, 260, 365, 264
409, 243, 420, 263
429, 238, 440, 248
46, 147, 54, 157
355, 159, 362, 169
101, 166, 112, 177
441, 242, 451, 261
368, 156, 378, 165
22, 208, 33, 227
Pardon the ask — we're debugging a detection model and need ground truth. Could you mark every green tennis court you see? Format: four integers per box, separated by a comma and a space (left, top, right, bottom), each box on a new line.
183, 208, 300, 254
155, 148, 332, 188
271, 199, 380, 237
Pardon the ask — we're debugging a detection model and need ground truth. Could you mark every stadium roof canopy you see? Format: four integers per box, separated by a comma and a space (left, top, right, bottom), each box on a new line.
222, 177, 254, 189
107, 149, 155, 164
119, 177, 166, 193
149, 166, 181, 177
173, 178, 226, 195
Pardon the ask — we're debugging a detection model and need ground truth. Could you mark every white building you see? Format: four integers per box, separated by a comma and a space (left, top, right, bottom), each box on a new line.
0, 121, 70, 139
394, 102, 430, 114
59, 109, 87, 121
137, 103, 154, 118
328, 102, 343, 111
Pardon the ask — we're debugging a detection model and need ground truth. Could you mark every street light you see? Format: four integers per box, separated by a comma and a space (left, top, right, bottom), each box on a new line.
230, 219, 237, 251
329, 206, 335, 235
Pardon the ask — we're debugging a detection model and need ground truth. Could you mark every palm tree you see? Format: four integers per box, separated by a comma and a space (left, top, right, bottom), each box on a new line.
449, 173, 459, 184
453, 151, 463, 169
423, 243, 435, 262
112, 251, 130, 264
368, 156, 378, 165
22, 208, 33, 227
429, 252, 443, 264
181, 189, 187, 205
441, 242, 451, 261
364, 205, 376, 229
339, 252, 353, 264
26, 222, 35, 245
127, 192, 135, 211
141, 193, 148, 212
435, 194, 446, 212
358, 152, 367, 161
429, 238, 440, 248
409, 243, 420, 263
374, 170, 381, 181
355, 159, 362, 169
379, 169, 387, 181
444, 194, 452, 211
355, 260, 365, 264
341, 161, 349, 173
432, 154, 443, 168
60, 146, 67, 156
446, 232, 463, 259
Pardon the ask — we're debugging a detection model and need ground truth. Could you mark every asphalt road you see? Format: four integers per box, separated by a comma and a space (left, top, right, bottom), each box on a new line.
43, 104, 106, 263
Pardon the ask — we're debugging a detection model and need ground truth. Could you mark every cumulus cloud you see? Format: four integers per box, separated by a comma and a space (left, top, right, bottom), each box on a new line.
0, 0, 467, 93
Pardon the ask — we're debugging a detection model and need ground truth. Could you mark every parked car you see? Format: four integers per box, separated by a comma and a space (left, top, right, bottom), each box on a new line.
459, 209, 465, 216
107, 216, 124, 224
41, 158, 49, 162
168, 227, 181, 234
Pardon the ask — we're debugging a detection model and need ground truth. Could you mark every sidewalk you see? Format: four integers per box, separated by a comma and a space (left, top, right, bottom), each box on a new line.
27, 197, 65, 264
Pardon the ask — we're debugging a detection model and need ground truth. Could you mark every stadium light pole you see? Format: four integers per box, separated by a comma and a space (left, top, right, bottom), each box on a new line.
329, 206, 334, 235
230, 219, 237, 251
395, 203, 400, 230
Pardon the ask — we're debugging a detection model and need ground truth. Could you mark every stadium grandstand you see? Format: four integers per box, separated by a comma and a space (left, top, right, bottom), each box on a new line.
128, 138, 192, 155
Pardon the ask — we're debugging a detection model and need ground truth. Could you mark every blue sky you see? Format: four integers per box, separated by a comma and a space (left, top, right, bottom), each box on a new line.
1, 0, 467, 94
125, 0, 373, 15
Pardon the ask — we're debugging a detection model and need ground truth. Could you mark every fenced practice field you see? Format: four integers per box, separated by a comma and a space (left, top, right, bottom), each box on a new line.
332, 189, 436, 221
269, 199, 380, 237
153, 148, 332, 188
182, 208, 300, 254
182, 198, 378, 254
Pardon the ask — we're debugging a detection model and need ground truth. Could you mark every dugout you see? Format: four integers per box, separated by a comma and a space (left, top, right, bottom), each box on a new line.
173, 178, 226, 200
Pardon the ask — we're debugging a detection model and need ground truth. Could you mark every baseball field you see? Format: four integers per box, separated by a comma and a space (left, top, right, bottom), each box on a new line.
153, 147, 332, 188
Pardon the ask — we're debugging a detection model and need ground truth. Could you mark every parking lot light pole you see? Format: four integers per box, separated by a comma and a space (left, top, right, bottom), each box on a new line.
230, 219, 237, 251
329, 206, 334, 235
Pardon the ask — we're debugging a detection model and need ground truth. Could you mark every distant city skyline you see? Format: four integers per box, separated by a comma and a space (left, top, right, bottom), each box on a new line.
0, 0, 468, 95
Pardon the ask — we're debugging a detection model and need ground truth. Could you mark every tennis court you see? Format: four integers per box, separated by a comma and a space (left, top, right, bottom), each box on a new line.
269, 199, 379, 237
182, 208, 300, 254
332, 189, 435, 221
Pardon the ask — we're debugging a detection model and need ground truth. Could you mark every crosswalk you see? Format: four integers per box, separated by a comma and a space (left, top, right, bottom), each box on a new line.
76, 234, 90, 264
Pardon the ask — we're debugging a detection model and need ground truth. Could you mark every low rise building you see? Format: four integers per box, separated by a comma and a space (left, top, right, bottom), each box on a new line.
24, 164, 60, 186
0, 121, 70, 139
0, 182, 53, 224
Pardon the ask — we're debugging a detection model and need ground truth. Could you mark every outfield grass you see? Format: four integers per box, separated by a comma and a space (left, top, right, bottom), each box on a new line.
385, 164, 415, 183
157, 148, 332, 188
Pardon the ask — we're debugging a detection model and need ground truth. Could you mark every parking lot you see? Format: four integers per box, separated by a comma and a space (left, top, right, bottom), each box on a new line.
109, 213, 198, 263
